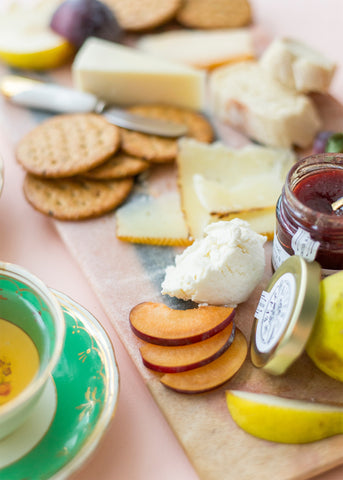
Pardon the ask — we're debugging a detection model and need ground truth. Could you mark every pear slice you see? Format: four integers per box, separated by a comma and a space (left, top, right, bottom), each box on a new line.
226, 390, 343, 443
115, 193, 191, 246
306, 270, 343, 382
177, 138, 296, 239
0, 1, 74, 70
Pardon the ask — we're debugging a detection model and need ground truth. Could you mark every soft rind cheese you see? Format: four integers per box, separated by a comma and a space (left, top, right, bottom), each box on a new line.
161, 219, 266, 307
72, 37, 206, 110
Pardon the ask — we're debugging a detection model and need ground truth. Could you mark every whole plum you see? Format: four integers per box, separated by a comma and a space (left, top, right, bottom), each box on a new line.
50, 0, 122, 48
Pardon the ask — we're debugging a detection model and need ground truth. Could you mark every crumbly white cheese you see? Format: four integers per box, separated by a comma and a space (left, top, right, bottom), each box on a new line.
161, 219, 266, 306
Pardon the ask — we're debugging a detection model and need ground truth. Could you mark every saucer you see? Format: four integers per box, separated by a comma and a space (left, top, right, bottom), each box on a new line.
0, 290, 119, 480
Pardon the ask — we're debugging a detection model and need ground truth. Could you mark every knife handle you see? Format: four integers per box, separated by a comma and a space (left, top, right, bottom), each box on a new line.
0, 75, 103, 114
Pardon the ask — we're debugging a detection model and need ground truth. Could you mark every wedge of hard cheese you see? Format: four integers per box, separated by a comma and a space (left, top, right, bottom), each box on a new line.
177, 138, 296, 239
115, 193, 191, 246
260, 38, 336, 94
72, 37, 206, 110
136, 28, 255, 70
209, 61, 321, 148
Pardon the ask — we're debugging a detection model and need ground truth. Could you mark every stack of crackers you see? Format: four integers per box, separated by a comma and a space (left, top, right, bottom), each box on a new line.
17, 106, 213, 221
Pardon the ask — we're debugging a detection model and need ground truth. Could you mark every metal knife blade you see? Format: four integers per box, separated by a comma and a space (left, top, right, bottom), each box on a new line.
0, 75, 188, 138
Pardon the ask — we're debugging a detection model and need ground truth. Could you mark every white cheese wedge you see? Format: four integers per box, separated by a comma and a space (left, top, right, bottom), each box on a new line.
72, 37, 206, 110
115, 193, 191, 246
136, 28, 255, 70
260, 38, 336, 93
209, 60, 321, 148
177, 138, 296, 239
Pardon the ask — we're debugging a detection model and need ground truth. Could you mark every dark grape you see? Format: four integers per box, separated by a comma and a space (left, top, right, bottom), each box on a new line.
50, 0, 122, 49
312, 130, 334, 154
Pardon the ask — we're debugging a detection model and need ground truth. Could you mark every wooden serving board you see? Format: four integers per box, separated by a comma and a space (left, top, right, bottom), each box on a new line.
52, 95, 343, 480
1, 54, 343, 478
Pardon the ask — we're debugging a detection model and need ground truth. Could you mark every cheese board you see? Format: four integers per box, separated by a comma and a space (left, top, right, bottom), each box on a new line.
49, 93, 343, 480
1, 8, 343, 478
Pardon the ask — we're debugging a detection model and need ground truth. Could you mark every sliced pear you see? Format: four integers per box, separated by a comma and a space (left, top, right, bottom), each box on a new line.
0, 1, 74, 70
115, 193, 191, 246
226, 390, 343, 443
177, 138, 296, 239
306, 270, 343, 382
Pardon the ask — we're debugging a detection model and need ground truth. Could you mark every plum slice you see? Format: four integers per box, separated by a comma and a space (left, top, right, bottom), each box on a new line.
129, 302, 235, 346
160, 328, 247, 394
140, 321, 235, 373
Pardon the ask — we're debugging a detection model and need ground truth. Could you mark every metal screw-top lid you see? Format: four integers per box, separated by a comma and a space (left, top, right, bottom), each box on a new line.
250, 255, 321, 375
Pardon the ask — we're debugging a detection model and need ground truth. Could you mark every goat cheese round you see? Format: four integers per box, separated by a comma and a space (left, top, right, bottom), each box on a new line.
161, 219, 266, 306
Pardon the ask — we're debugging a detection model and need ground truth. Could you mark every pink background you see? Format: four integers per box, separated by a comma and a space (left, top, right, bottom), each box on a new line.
1, 1, 343, 479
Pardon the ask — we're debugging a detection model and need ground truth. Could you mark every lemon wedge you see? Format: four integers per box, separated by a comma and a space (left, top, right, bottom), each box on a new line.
226, 390, 343, 443
0, 0, 74, 70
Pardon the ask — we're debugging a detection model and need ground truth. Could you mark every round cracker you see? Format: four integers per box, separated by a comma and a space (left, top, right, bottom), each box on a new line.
83, 151, 150, 180
23, 173, 133, 221
176, 0, 252, 29
103, 0, 182, 31
17, 113, 120, 178
120, 105, 214, 163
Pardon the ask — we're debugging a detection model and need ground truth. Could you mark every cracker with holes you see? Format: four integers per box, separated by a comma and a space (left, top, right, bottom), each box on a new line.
176, 0, 252, 29
120, 105, 214, 163
83, 151, 150, 180
16, 113, 120, 178
23, 174, 133, 221
103, 0, 182, 31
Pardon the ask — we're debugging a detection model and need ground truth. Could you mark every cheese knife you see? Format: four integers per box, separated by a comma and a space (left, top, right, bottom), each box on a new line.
0, 75, 188, 138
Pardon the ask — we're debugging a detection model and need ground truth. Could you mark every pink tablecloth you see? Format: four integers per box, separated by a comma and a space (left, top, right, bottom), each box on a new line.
0, 1, 343, 479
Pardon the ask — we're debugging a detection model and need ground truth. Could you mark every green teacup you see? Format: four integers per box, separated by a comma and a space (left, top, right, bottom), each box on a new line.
0, 262, 65, 440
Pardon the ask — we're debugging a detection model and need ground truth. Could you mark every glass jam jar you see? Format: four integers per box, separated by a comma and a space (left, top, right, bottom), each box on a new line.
272, 153, 343, 275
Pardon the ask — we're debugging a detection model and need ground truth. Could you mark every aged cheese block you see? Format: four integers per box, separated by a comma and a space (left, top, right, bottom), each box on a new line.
72, 37, 206, 111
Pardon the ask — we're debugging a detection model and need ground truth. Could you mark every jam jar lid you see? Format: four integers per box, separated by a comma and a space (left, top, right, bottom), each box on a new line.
250, 255, 321, 375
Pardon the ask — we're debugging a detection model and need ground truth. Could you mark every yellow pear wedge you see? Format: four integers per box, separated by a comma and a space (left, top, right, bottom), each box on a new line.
306, 270, 343, 382
226, 390, 343, 443
0, 1, 74, 70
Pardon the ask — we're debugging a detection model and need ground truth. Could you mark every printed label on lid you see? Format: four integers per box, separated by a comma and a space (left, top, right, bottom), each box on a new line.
255, 272, 296, 353
291, 228, 320, 261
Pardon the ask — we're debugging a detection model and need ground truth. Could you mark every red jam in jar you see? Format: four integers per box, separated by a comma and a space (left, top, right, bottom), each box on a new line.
272, 153, 343, 275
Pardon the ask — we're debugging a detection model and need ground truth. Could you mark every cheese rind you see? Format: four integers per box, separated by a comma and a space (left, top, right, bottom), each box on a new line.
72, 37, 206, 110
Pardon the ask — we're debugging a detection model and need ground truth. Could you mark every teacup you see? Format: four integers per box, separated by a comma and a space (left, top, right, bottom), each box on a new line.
0, 262, 65, 440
